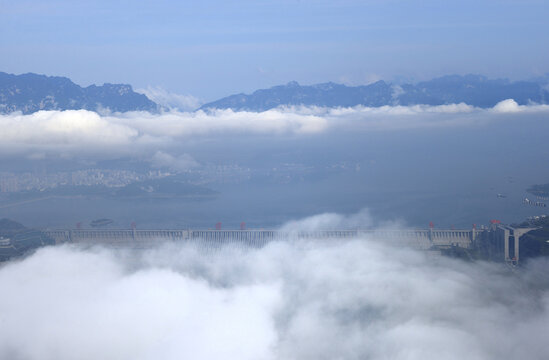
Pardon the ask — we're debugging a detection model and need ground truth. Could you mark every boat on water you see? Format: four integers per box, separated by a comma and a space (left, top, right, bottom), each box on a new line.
90, 219, 114, 228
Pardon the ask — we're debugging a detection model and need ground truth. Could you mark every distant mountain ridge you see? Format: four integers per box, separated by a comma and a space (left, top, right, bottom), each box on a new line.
201, 74, 549, 111
0, 72, 158, 114
3, 72, 549, 114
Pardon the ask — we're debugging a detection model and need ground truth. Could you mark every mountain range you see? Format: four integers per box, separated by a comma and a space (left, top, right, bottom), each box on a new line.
200, 74, 549, 111
1, 72, 549, 114
0, 72, 157, 114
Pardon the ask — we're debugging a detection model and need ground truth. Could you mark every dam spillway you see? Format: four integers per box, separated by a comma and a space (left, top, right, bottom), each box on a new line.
43, 228, 479, 251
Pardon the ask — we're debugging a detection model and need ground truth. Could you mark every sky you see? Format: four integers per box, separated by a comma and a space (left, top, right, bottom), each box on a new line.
1, 0, 548, 101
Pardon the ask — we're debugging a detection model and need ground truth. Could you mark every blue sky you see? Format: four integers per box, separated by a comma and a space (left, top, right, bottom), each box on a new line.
1, 0, 548, 100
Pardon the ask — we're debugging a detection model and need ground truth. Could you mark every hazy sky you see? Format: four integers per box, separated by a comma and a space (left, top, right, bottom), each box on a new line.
1, 0, 548, 100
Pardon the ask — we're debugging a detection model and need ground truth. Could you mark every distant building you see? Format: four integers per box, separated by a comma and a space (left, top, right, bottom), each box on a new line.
0, 177, 18, 192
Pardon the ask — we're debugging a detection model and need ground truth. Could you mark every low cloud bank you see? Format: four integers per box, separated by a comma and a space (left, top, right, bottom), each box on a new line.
279, 208, 377, 232
1, 231, 548, 359
1, 100, 548, 161
136, 86, 203, 112
150, 151, 199, 172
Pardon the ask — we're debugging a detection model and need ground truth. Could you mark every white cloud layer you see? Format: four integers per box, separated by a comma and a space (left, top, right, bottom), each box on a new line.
136, 86, 203, 112
150, 151, 199, 172
279, 208, 375, 232
0, 233, 548, 360
1, 100, 548, 162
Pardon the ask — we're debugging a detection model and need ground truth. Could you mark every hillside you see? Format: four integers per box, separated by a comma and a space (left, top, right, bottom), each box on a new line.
0, 219, 55, 261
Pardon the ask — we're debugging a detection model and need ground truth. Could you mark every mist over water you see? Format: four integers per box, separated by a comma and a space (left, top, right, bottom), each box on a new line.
3, 107, 549, 229
1, 229, 549, 360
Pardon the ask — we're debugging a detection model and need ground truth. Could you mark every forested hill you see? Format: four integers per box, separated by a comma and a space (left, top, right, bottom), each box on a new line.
0, 219, 54, 261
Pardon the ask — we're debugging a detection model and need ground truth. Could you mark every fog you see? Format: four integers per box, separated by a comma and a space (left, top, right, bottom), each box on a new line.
1, 100, 548, 162
1, 217, 548, 360
136, 86, 203, 112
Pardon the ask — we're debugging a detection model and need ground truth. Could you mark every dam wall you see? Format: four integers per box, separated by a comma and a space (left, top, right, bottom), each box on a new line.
43, 228, 480, 251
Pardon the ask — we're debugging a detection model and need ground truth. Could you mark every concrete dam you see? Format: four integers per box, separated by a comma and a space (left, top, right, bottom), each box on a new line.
44, 227, 475, 251
43, 225, 534, 264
